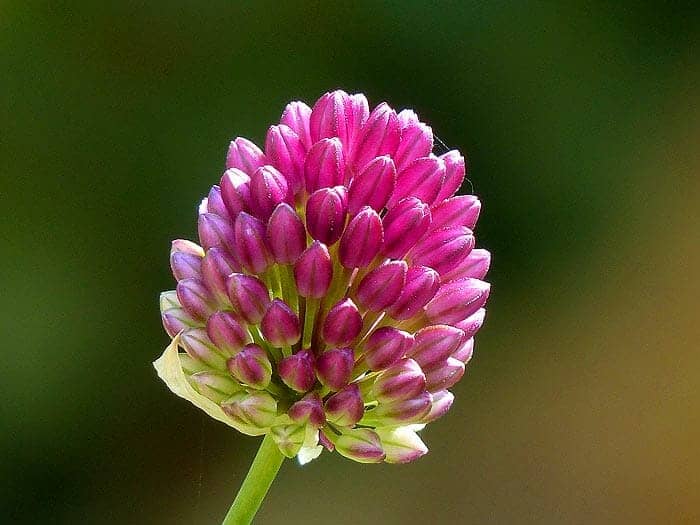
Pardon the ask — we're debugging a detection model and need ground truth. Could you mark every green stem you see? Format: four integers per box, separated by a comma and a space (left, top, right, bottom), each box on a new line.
221, 434, 285, 525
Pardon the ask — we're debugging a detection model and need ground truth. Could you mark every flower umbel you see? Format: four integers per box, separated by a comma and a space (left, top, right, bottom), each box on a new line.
156, 90, 490, 465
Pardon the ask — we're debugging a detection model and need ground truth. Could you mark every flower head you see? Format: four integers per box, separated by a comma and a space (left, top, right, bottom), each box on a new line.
155, 90, 490, 464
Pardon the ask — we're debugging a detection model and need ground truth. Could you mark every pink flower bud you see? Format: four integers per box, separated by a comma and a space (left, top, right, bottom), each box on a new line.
371, 358, 426, 402
425, 278, 491, 325
226, 273, 271, 324
205, 185, 232, 221
421, 389, 455, 423
176, 278, 215, 320
334, 428, 385, 463
266, 203, 306, 264
346, 93, 370, 158
305, 186, 348, 245
226, 137, 266, 174
161, 307, 198, 338
453, 309, 486, 340
180, 328, 226, 369
429, 195, 481, 232
226, 343, 272, 389
170, 249, 202, 281
310, 90, 353, 145
352, 102, 401, 171
410, 324, 465, 370
261, 299, 301, 347
249, 165, 290, 221
442, 248, 491, 281
315, 347, 355, 391
387, 266, 440, 320
189, 371, 241, 402
381, 197, 432, 258
347, 155, 396, 214
221, 390, 277, 429
280, 100, 312, 149
324, 383, 364, 427
367, 391, 432, 426
435, 150, 466, 202
339, 207, 383, 269
198, 213, 236, 254
409, 226, 475, 275
233, 212, 272, 274
294, 241, 332, 298
388, 156, 446, 208
265, 125, 305, 195
288, 393, 325, 427
394, 120, 433, 172
220, 168, 252, 217
376, 426, 428, 464
424, 357, 465, 392
356, 260, 407, 312
278, 349, 316, 392
451, 337, 474, 364
206, 311, 250, 356
170, 239, 204, 258
304, 137, 345, 192
363, 327, 415, 371
201, 247, 240, 302
323, 298, 362, 346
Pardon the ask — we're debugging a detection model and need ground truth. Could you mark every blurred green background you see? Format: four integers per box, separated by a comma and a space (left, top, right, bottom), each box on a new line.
2, 2, 699, 523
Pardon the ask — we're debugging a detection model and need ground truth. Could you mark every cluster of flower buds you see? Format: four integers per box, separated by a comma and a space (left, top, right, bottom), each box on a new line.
156, 90, 490, 464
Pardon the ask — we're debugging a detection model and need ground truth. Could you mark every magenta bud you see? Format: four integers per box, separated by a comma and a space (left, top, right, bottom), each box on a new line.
294, 241, 332, 298
266, 203, 306, 264
421, 389, 454, 423
367, 391, 432, 426
387, 266, 440, 320
334, 428, 385, 463
435, 150, 466, 202
161, 308, 199, 338
346, 93, 370, 157
339, 207, 383, 269
170, 250, 202, 281
324, 383, 364, 427
201, 247, 240, 302
309, 90, 352, 145
364, 327, 415, 371
451, 337, 474, 364
198, 213, 236, 254
220, 168, 252, 217
425, 278, 491, 325
281, 101, 312, 150
410, 325, 465, 370
429, 195, 481, 232
347, 155, 397, 214
371, 358, 426, 402
394, 121, 433, 172
171, 239, 204, 258
176, 278, 215, 320
453, 309, 486, 340
388, 156, 446, 208
226, 343, 272, 389
233, 212, 272, 274
381, 197, 432, 258
323, 298, 363, 346
205, 185, 232, 221
304, 137, 345, 192
221, 390, 277, 429
351, 102, 401, 171
249, 165, 290, 221
226, 273, 271, 324
265, 125, 305, 195
356, 260, 407, 312
277, 349, 316, 392
315, 347, 355, 391
305, 186, 348, 245
206, 311, 251, 356
226, 137, 267, 174
376, 426, 428, 464
181, 328, 227, 369
261, 299, 301, 347
442, 248, 491, 281
288, 393, 325, 427
424, 357, 465, 392
410, 226, 475, 275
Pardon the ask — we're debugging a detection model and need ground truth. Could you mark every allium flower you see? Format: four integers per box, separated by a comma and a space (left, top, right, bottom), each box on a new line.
155, 90, 490, 466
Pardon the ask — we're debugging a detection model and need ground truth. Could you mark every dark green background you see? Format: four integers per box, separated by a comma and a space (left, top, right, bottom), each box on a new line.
3, 2, 699, 523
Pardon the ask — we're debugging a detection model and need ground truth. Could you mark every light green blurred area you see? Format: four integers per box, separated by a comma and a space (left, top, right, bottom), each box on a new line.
2, 2, 699, 524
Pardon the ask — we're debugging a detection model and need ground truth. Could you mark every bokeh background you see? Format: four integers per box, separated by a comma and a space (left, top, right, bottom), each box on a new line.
2, 2, 699, 524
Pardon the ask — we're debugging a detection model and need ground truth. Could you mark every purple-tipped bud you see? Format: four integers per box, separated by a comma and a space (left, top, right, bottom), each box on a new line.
394, 121, 433, 172
226, 137, 266, 174
324, 383, 364, 427
442, 248, 491, 281
388, 156, 446, 208
294, 241, 332, 298
161, 307, 199, 338
198, 213, 236, 254
425, 278, 491, 325
280, 101, 312, 149
288, 393, 325, 427
304, 137, 345, 192
307, 186, 348, 246
334, 428, 385, 464
176, 278, 215, 320
226, 343, 272, 389
233, 212, 272, 274
364, 327, 415, 371
451, 336, 474, 364
265, 125, 305, 195
365, 391, 432, 426
226, 273, 271, 324
388, 266, 440, 320
376, 427, 428, 464
322, 298, 362, 346
371, 358, 426, 402
278, 349, 316, 392
352, 102, 401, 170
424, 357, 465, 392
356, 260, 407, 312
429, 195, 481, 232
261, 299, 301, 347
310, 90, 353, 145
410, 325, 465, 370
421, 389, 455, 423
220, 168, 252, 216
170, 250, 202, 281
189, 371, 241, 403
266, 203, 306, 264
315, 347, 355, 391
435, 150, 466, 202
221, 390, 277, 429
347, 155, 396, 214
205, 185, 232, 221
381, 197, 432, 258
249, 165, 290, 221
206, 311, 251, 356
201, 247, 240, 302
410, 226, 475, 276
346, 93, 370, 158
339, 207, 383, 269
454, 309, 486, 340
181, 328, 227, 369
